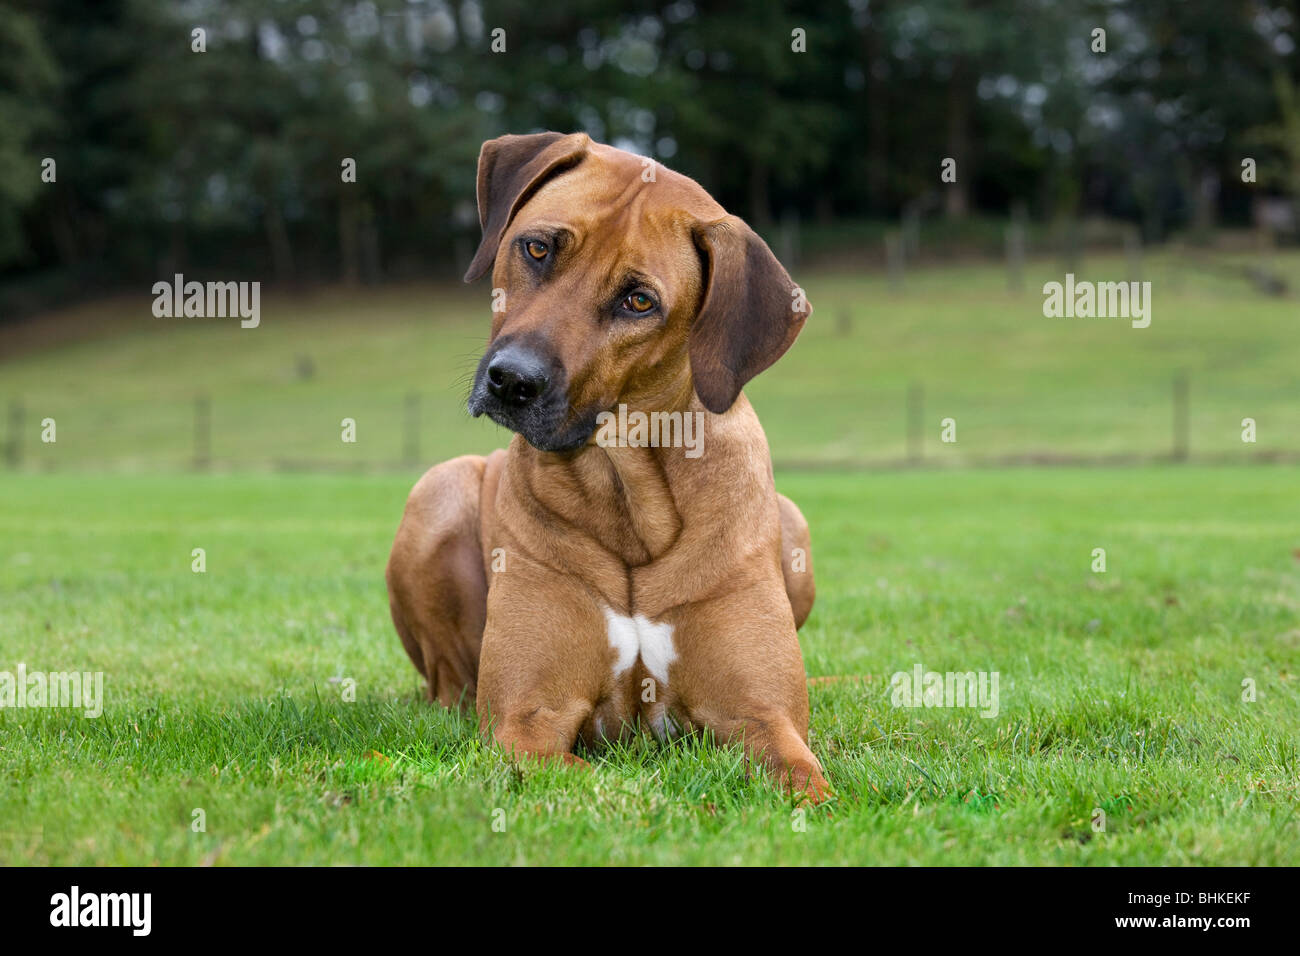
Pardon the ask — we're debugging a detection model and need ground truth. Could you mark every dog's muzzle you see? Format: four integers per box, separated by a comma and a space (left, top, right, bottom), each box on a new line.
468, 340, 596, 453
484, 344, 549, 409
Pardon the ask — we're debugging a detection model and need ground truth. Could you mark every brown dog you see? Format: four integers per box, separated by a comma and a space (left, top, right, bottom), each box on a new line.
386, 132, 828, 801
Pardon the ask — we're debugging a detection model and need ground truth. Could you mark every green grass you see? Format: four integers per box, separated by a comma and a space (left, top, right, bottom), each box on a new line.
2, 251, 1298, 471
0, 255, 1297, 864
1, 466, 1297, 865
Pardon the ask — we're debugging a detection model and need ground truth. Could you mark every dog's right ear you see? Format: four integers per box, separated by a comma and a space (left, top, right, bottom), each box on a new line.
463, 132, 590, 282
688, 216, 811, 414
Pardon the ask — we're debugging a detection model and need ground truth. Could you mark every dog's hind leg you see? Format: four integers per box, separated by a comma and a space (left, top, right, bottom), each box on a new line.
777, 493, 815, 629
386, 453, 497, 709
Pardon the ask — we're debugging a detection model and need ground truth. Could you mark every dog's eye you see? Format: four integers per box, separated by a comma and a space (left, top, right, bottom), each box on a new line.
622, 292, 656, 314
524, 240, 549, 261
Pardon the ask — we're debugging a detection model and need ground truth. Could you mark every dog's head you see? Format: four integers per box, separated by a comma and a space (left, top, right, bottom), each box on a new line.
463, 132, 810, 453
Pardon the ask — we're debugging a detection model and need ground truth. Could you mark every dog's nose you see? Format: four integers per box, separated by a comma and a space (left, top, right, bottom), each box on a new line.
486, 346, 549, 407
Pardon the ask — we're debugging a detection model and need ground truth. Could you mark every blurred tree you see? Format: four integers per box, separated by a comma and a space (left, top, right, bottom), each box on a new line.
0, 6, 60, 266
1248, 70, 1300, 198
0, 0, 1295, 314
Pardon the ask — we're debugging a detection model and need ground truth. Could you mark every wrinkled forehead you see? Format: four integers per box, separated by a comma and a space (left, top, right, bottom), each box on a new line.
508, 145, 724, 287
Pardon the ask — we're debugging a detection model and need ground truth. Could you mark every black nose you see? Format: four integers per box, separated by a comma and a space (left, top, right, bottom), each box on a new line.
486, 346, 549, 407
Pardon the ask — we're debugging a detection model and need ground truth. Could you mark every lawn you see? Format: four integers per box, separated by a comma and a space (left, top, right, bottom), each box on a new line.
1, 255, 1297, 864
1, 466, 1297, 865
2, 251, 1298, 471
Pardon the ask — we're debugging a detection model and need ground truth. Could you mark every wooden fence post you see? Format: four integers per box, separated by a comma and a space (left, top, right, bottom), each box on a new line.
1006, 219, 1026, 293
404, 391, 420, 467
5, 400, 23, 469
886, 232, 905, 291
193, 395, 210, 470
1173, 372, 1189, 462
907, 383, 924, 465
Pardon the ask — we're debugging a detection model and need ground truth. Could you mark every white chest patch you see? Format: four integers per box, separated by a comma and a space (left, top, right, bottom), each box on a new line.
602, 607, 677, 684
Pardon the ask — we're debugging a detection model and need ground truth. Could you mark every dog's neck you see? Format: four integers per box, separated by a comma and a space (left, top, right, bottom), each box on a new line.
516, 389, 757, 568
591, 440, 683, 560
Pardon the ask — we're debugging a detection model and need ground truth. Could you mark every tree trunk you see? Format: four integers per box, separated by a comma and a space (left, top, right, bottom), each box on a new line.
944, 56, 971, 220
264, 198, 295, 283
748, 160, 772, 228
339, 191, 360, 286
865, 11, 888, 211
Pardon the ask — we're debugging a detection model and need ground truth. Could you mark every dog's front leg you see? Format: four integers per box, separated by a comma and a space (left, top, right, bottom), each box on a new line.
733, 716, 831, 804
666, 585, 832, 803
490, 704, 596, 769
475, 562, 614, 766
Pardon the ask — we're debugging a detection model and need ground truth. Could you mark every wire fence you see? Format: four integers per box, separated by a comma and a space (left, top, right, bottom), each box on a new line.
4, 375, 1296, 475
3, 235, 1296, 475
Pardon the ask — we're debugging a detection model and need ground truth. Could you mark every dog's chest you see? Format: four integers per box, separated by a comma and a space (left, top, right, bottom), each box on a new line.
585, 607, 684, 744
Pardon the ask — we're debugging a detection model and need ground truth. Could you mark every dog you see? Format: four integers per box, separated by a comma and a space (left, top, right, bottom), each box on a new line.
386, 132, 828, 801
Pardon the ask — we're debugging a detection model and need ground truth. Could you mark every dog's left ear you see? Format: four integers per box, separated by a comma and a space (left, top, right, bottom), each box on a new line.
689, 216, 811, 414
463, 132, 591, 282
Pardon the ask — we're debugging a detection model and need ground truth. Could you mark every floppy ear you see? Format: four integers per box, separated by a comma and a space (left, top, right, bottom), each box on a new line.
463, 132, 590, 282
689, 216, 811, 414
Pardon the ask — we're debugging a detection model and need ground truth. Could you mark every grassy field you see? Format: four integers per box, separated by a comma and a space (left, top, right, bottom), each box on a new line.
0, 255, 1297, 865
0, 466, 1297, 865
1, 251, 1298, 470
